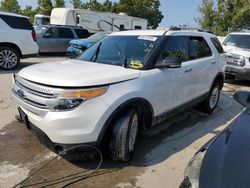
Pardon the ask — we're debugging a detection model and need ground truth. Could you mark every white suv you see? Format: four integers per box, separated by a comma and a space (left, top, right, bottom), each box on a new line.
12, 29, 225, 161
222, 32, 250, 80
0, 12, 38, 70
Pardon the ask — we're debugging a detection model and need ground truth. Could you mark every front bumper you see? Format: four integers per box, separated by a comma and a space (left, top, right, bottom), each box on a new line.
12, 89, 113, 145
225, 65, 250, 80
17, 107, 97, 153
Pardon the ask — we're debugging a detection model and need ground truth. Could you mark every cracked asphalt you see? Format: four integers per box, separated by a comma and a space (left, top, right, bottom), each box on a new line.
0, 56, 249, 188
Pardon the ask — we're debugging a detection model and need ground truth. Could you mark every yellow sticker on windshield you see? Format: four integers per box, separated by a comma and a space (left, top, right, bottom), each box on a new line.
129, 60, 143, 69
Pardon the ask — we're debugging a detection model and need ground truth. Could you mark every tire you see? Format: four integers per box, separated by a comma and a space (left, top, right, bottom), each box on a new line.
110, 109, 139, 162
199, 82, 220, 113
0, 46, 20, 70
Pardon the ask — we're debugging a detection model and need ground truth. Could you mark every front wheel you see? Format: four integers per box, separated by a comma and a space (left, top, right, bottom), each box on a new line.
199, 82, 220, 113
110, 109, 139, 162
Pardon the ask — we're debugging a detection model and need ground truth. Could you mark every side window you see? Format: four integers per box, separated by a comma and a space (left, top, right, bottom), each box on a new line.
188, 36, 212, 59
59, 28, 74, 38
157, 36, 189, 64
120, 25, 125, 30
74, 29, 89, 38
0, 15, 33, 30
44, 27, 59, 38
210, 37, 224, 54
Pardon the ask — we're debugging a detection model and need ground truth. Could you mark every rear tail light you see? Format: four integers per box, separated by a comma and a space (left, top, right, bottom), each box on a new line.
32, 30, 36, 42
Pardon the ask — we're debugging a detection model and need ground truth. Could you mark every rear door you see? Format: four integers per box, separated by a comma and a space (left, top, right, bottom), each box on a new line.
57, 28, 75, 52
187, 36, 214, 98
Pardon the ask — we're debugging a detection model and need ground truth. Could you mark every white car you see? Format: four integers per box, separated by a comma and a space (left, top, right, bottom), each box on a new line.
0, 12, 38, 70
12, 29, 225, 161
222, 32, 250, 80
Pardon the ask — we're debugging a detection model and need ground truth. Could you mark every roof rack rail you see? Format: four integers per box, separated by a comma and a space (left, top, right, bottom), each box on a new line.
48, 24, 84, 28
169, 26, 214, 34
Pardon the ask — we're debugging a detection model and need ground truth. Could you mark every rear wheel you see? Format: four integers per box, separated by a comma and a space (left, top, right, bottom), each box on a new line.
199, 82, 220, 113
0, 47, 20, 70
110, 109, 139, 162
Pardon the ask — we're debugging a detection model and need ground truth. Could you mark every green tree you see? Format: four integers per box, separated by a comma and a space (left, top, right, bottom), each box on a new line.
37, 0, 53, 15
70, 0, 81, 8
22, 5, 36, 24
54, 0, 65, 8
196, 0, 216, 31
0, 0, 21, 14
81, 0, 102, 11
197, 0, 250, 35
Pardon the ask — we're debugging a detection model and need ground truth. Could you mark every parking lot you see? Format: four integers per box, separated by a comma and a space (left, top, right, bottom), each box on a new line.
0, 56, 250, 188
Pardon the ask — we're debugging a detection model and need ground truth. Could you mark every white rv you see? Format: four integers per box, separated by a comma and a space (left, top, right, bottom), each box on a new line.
50, 8, 148, 33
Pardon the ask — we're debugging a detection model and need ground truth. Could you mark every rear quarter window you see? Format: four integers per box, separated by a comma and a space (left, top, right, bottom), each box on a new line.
74, 29, 89, 38
0, 15, 33, 30
210, 37, 224, 53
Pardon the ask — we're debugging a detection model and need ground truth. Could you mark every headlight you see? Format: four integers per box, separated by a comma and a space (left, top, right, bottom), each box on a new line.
225, 54, 246, 67
51, 87, 108, 111
183, 151, 206, 188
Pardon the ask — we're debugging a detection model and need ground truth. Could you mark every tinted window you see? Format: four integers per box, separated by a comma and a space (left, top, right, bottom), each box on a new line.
189, 37, 212, 59
210, 37, 224, 53
74, 29, 89, 38
157, 36, 189, 64
59, 28, 74, 38
45, 27, 59, 38
120, 25, 125, 31
0, 15, 33, 30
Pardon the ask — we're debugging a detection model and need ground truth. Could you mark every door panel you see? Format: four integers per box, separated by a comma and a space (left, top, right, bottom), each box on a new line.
57, 28, 75, 52
154, 36, 194, 111
40, 27, 60, 52
187, 36, 214, 98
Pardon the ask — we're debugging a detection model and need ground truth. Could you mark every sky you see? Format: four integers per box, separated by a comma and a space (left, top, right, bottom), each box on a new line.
17, 0, 202, 27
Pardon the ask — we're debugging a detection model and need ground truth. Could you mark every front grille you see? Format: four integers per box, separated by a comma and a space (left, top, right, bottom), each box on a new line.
13, 76, 62, 110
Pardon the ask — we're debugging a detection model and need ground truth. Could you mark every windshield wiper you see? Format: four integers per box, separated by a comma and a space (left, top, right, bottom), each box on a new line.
91, 42, 102, 62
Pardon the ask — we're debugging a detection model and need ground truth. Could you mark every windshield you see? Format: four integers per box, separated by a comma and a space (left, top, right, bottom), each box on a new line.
35, 26, 48, 35
78, 35, 159, 69
223, 34, 250, 49
34, 17, 50, 27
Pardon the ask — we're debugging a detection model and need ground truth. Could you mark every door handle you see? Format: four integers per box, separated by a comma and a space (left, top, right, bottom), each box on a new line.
211, 61, 216, 65
184, 67, 192, 73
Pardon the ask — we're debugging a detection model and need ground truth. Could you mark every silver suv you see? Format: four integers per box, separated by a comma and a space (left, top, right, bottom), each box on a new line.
36, 25, 89, 53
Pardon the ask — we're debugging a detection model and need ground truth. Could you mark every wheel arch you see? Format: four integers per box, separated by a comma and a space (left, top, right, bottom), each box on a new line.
0, 42, 22, 57
97, 97, 154, 147
212, 72, 224, 90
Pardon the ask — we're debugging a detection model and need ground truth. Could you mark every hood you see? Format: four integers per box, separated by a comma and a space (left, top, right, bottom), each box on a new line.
18, 60, 140, 87
223, 45, 250, 57
199, 108, 250, 188
70, 39, 94, 48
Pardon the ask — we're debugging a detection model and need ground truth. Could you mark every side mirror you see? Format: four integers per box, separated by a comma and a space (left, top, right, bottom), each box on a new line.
233, 91, 250, 107
43, 32, 51, 38
155, 56, 182, 68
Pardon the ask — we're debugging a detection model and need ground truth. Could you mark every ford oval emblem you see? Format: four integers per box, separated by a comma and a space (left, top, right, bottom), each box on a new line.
17, 89, 25, 98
